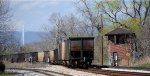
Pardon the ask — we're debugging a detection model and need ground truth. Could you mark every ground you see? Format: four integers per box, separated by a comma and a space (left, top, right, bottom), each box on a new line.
0, 73, 12, 76
4, 62, 106, 76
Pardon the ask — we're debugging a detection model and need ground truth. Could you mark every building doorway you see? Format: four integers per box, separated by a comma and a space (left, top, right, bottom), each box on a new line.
113, 52, 118, 66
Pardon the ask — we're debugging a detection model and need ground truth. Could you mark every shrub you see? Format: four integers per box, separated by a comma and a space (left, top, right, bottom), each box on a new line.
0, 62, 5, 73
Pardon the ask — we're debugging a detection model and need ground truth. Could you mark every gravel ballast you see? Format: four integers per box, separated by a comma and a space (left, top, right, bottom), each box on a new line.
32, 65, 107, 76
6, 65, 107, 76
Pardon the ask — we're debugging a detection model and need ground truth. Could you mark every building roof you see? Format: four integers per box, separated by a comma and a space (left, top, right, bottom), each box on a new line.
105, 28, 134, 36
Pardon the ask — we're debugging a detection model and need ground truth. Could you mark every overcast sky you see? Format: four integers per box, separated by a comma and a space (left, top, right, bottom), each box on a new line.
10, 0, 77, 32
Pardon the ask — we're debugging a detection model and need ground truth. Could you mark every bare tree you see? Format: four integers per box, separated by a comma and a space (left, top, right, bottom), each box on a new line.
0, 0, 17, 53
76, 0, 102, 36
41, 13, 90, 50
136, 16, 150, 57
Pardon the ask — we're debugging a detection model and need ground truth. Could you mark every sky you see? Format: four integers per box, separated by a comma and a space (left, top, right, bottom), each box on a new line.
10, 0, 77, 32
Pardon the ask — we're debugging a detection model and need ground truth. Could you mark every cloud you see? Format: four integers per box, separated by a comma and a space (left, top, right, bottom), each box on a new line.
11, 0, 73, 11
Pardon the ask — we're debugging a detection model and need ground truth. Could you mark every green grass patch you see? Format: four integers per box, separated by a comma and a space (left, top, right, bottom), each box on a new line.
137, 63, 150, 68
0, 73, 12, 76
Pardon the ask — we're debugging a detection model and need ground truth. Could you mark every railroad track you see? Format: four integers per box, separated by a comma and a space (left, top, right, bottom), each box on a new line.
75, 68, 150, 76
8, 66, 149, 76
7, 68, 71, 76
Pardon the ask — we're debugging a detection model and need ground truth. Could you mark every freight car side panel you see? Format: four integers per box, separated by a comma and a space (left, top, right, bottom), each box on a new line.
62, 40, 70, 61
38, 52, 44, 62
11, 54, 18, 62
83, 39, 94, 59
24, 53, 31, 62
70, 40, 81, 51
83, 39, 94, 51
31, 52, 38, 62
50, 50, 54, 61
44, 51, 50, 62
18, 53, 25, 62
70, 39, 81, 59
54, 49, 58, 61
62, 41, 65, 60
50, 50, 58, 61
69, 37, 94, 60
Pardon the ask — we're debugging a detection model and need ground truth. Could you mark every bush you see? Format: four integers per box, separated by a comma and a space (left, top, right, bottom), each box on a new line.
0, 62, 5, 73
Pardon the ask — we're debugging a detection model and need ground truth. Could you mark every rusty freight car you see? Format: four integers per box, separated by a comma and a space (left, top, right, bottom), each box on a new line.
61, 37, 94, 68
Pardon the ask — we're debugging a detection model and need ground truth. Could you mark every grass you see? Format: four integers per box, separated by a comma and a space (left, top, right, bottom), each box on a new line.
138, 63, 150, 68
0, 73, 12, 76
133, 56, 150, 68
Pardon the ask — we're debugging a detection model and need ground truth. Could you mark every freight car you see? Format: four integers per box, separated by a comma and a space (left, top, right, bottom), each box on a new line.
50, 37, 94, 68
68, 37, 94, 68
50, 49, 59, 64
0, 51, 51, 63
0, 37, 94, 68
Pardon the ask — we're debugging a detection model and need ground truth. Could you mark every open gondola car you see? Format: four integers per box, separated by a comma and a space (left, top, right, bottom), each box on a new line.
62, 37, 94, 68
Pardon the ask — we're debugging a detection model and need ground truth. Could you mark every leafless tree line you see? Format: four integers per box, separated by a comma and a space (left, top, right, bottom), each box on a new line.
81, 0, 150, 63
39, 0, 150, 64
0, 0, 19, 54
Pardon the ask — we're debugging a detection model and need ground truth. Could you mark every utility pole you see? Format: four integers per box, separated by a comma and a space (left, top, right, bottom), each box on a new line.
101, 14, 104, 66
